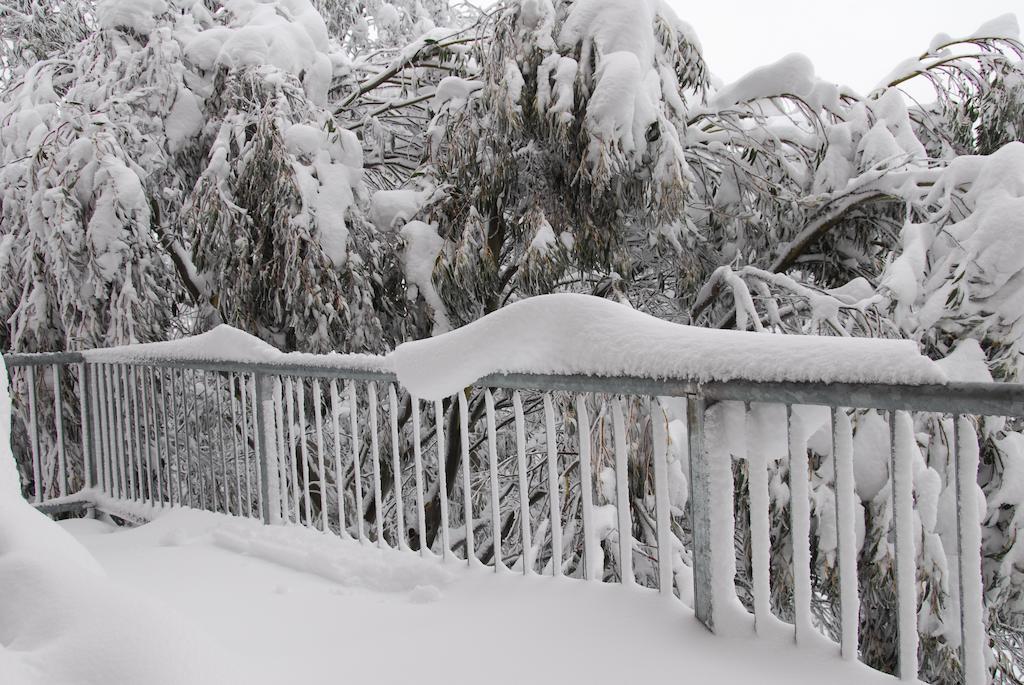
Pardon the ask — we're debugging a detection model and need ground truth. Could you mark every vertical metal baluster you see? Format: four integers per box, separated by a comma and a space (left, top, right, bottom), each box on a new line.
512, 391, 531, 575
832, 407, 859, 659
117, 365, 133, 501
388, 384, 405, 550
748, 402, 771, 632
411, 394, 425, 554
435, 398, 451, 560
80, 363, 98, 494
459, 390, 474, 565
312, 379, 327, 532
241, 375, 255, 517
156, 368, 172, 507
890, 410, 918, 681
253, 373, 280, 524
369, 383, 384, 547
88, 364, 105, 496
576, 393, 596, 581
954, 415, 987, 685
139, 367, 155, 506
228, 374, 242, 516
51, 365, 67, 498
349, 382, 365, 542
128, 366, 144, 502
484, 389, 501, 571
25, 366, 42, 502
212, 372, 229, 514
296, 378, 312, 526
273, 378, 288, 522
191, 370, 207, 511
147, 368, 164, 506
115, 365, 129, 500
285, 377, 299, 523
543, 393, 561, 578
172, 369, 189, 509
102, 365, 118, 497
612, 397, 633, 585
688, 393, 712, 626
788, 404, 813, 642
330, 379, 348, 538
650, 398, 673, 597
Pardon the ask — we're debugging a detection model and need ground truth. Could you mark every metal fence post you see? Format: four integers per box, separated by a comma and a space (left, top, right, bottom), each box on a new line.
254, 372, 281, 524
687, 393, 715, 632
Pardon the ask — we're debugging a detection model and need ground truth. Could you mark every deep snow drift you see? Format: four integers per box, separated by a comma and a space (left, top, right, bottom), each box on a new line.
0, 363, 246, 685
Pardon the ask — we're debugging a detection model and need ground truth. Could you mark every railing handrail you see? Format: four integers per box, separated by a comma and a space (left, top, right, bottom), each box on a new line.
7, 351, 1024, 416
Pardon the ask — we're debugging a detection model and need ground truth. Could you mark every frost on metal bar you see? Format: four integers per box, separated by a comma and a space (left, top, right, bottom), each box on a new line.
349, 381, 365, 541
831, 408, 859, 660
891, 411, 919, 681
330, 379, 348, 537
459, 390, 475, 565
369, 383, 384, 547
435, 398, 451, 559
411, 395, 426, 555
543, 393, 562, 578
576, 393, 596, 581
611, 397, 633, 585
485, 389, 502, 571
296, 378, 312, 526
312, 379, 328, 532
512, 391, 531, 574
650, 398, 673, 597
788, 405, 814, 642
745, 403, 771, 632
954, 417, 986, 685
388, 383, 405, 550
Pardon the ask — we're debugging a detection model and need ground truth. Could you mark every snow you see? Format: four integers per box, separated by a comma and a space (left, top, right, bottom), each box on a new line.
710, 54, 816, 109
431, 76, 483, 110
83, 324, 391, 373
0, 362, 244, 685
399, 220, 452, 334
370, 188, 429, 232
45, 507, 907, 685
391, 294, 945, 400
892, 412, 919, 680
96, 0, 167, 34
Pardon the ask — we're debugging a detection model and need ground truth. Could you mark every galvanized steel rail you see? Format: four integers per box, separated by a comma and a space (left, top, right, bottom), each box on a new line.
5, 348, 1023, 685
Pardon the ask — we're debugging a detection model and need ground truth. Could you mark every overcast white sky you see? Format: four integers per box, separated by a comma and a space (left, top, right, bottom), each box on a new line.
668, 1, 1020, 93
472, 1, 1020, 94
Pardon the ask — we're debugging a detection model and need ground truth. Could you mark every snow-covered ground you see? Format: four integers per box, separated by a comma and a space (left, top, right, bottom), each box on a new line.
53, 509, 907, 685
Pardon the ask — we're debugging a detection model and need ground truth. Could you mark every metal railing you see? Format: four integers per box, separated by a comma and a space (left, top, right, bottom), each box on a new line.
5, 347, 1024, 684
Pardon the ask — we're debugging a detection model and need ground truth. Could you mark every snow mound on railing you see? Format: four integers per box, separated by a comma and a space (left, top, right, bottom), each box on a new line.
84, 325, 392, 374
391, 294, 946, 400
